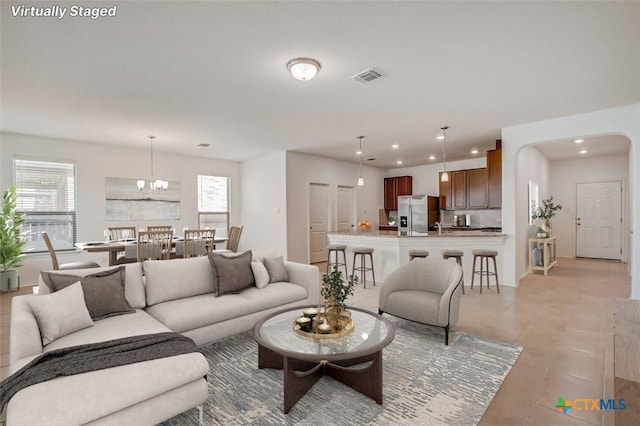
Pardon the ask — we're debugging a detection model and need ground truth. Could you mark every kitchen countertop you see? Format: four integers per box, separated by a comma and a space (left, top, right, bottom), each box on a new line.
329, 230, 505, 238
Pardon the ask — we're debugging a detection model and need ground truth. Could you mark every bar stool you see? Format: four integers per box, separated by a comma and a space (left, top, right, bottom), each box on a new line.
326, 244, 348, 278
352, 247, 376, 288
442, 249, 465, 295
409, 249, 429, 261
471, 249, 499, 294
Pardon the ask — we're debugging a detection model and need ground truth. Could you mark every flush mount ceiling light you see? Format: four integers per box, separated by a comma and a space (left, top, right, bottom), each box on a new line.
579, 149, 588, 154
286, 58, 321, 81
137, 135, 168, 192
440, 126, 449, 182
471, 149, 479, 154
574, 138, 584, 144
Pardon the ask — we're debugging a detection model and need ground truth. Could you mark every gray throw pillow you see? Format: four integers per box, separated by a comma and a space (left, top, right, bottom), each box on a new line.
27, 282, 94, 346
263, 256, 289, 283
40, 266, 134, 320
208, 250, 255, 296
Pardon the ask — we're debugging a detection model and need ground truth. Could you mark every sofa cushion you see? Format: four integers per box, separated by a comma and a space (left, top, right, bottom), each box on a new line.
144, 256, 215, 306
145, 282, 308, 333
263, 256, 289, 283
43, 309, 172, 352
27, 282, 94, 346
40, 266, 134, 320
39, 263, 146, 309
251, 261, 270, 289
208, 250, 255, 296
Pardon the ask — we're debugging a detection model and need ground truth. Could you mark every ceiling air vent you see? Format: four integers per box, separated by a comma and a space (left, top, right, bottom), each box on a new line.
351, 68, 382, 83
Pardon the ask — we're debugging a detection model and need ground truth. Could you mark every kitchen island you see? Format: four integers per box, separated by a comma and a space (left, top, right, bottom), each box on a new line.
327, 231, 507, 287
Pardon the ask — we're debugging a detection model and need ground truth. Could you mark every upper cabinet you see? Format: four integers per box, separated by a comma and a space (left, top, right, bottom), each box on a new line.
439, 169, 487, 210
487, 139, 502, 209
384, 176, 412, 210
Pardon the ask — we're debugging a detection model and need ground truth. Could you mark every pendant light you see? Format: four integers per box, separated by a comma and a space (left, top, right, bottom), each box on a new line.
357, 136, 365, 186
137, 135, 169, 192
440, 126, 449, 182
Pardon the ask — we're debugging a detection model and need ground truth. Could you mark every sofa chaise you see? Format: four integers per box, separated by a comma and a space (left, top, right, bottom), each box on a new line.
6, 252, 319, 425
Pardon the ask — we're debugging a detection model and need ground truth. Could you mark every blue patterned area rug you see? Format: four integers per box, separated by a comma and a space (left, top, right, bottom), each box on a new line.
163, 318, 521, 425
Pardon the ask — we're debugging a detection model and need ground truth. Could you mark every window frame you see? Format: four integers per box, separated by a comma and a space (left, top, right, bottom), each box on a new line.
196, 175, 230, 238
13, 157, 78, 253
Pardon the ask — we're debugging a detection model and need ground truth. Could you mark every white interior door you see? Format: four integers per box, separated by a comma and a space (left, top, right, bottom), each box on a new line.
337, 186, 354, 233
576, 181, 622, 260
309, 183, 329, 263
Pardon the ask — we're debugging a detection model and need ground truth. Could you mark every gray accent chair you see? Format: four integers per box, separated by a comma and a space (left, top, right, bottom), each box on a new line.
378, 258, 463, 345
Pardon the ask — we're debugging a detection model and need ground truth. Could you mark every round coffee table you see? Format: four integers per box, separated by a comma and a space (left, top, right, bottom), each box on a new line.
253, 305, 395, 414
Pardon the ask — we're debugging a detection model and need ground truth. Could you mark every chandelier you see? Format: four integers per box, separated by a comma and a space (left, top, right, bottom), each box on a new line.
137, 135, 168, 192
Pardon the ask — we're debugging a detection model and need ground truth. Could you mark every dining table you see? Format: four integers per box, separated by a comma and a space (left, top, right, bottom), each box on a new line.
75, 236, 229, 266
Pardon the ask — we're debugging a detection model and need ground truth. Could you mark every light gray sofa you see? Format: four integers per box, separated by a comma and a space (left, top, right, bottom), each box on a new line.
7, 254, 320, 425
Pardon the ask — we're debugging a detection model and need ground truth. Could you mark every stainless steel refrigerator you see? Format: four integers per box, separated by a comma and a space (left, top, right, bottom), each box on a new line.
398, 195, 440, 236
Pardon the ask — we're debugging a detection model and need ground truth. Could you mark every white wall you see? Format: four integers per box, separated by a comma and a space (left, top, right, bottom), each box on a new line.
387, 157, 486, 197
240, 151, 287, 256
550, 154, 629, 259
1, 132, 241, 284
515, 146, 550, 281
502, 103, 640, 299
286, 152, 386, 264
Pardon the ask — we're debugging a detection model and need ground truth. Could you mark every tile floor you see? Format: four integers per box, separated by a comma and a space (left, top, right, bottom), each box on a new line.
0, 257, 631, 425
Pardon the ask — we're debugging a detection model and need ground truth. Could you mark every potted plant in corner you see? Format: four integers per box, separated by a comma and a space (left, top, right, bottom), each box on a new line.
533, 196, 562, 238
321, 266, 357, 331
1, 185, 27, 292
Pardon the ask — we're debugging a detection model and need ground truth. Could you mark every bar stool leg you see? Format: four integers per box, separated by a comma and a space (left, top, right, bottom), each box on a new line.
341, 250, 348, 279
471, 254, 477, 290
492, 256, 500, 294
369, 252, 376, 287
479, 255, 484, 294
360, 254, 367, 289
456, 257, 465, 295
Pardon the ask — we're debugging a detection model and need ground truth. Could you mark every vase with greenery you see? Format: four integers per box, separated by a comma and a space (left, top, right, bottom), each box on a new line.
321, 266, 357, 330
1, 185, 27, 291
533, 196, 562, 237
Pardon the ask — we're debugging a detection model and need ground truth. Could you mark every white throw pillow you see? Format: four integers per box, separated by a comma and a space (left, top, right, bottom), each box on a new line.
27, 282, 94, 346
251, 261, 270, 289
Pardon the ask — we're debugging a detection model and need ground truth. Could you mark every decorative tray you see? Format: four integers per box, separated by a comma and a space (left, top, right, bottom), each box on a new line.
293, 319, 354, 339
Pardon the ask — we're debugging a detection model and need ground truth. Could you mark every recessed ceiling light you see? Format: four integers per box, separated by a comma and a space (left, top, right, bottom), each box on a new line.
197, 143, 210, 148
436, 135, 444, 140
392, 144, 399, 149
429, 155, 436, 160
471, 149, 479, 154
396, 160, 403, 165
579, 149, 588, 154
574, 139, 584, 144
356, 150, 363, 155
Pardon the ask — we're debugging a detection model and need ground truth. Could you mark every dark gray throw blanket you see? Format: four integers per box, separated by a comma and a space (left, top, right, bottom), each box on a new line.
0, 332, 202, 413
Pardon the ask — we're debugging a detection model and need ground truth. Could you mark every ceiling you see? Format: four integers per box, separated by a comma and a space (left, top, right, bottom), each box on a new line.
1, 1, 639, 169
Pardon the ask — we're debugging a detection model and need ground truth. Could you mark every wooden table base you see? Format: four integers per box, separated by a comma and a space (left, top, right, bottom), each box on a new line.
258, 344, 383, 414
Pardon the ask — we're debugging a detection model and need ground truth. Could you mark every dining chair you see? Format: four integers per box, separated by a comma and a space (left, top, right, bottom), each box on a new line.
147, 225, 173, 232
42, 232, 101, 271
226, 225, 243, 252
137, 230, 174, 261
182, 229, 215, 258
107, 226, 138, 264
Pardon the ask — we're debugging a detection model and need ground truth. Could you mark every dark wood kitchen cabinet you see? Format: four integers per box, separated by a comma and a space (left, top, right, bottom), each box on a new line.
466, 168, 488, 209
439, 168, 488, 210
487, 141, 502, 208
384, 176, 412, 210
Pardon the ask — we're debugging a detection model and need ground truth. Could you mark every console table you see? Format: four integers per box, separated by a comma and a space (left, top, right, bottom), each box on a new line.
528, 236, 557, 275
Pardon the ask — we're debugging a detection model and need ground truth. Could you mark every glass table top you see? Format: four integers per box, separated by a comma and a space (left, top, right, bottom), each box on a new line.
254, 306, 395, 358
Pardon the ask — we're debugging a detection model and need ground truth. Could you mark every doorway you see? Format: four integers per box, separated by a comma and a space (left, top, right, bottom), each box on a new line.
337, 186, 354, 233
576, 181, 622, 260
309, 183, 329, 264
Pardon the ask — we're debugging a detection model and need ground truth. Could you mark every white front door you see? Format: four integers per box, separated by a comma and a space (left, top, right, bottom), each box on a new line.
576, 181, 622, 260
309, 183, 329, 263
337, 186, 354, 233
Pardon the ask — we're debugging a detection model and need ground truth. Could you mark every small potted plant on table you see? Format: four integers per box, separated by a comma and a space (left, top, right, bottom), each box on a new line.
533, 196, 562, 238
321, 266, 357, 331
